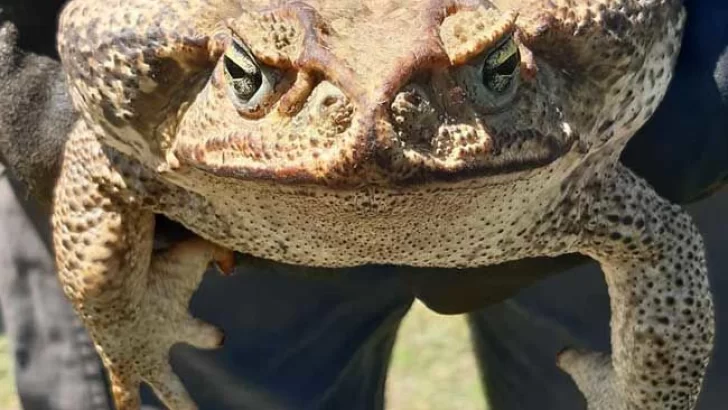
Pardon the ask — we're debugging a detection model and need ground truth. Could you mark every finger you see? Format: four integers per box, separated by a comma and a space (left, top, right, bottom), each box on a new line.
147, 363, 198, 410
179, 317, 225, 350
556, 348, 623, 410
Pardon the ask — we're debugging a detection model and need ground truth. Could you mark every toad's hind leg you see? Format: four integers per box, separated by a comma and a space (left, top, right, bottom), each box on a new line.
52, 131, 233, 410
550, 162, 715, 409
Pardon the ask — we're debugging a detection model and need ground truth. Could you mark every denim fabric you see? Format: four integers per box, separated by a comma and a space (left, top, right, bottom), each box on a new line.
147, 267, 413, 410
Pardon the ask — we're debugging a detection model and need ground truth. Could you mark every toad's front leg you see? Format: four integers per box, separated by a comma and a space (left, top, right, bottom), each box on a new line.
52, 140, 233, 410
552, 163, 715, 410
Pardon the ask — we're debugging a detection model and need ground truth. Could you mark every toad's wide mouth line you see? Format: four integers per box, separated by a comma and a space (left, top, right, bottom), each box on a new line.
174, 132, 578, 189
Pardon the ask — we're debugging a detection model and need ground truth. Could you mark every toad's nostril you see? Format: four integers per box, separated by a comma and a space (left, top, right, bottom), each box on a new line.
392, 85, 430, 112
403, 90, 422, 106
309, 85, 354, 135
390, 85, 436, 124
389, 85, 440, 152
321, 95, 341, 108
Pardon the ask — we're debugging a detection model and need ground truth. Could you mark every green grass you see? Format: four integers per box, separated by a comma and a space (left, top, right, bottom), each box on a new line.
0, 336, 19, 410
386, 301, 488, 410
0, 301, 485, 410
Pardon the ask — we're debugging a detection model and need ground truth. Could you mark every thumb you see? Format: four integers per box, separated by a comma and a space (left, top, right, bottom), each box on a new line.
557, 347, 627, 410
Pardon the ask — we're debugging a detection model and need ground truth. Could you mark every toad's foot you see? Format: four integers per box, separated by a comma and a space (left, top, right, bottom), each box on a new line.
52, 127, 234, 409
61, 231, 232, 410
100, 239, 232, 410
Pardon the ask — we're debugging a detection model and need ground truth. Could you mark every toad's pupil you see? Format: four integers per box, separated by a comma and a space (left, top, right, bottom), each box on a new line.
224, 55, 262, 100
482, 40, 520, 94
496, 50, 520, 76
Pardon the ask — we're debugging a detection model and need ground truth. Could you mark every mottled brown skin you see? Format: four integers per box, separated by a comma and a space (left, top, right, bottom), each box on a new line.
52, 0, 713, 409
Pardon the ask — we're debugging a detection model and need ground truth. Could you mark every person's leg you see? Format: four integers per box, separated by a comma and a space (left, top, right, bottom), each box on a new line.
0, 166, 113, 410
136, 264, 413, 410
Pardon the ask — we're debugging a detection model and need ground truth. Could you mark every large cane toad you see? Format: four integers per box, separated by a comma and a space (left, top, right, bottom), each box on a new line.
52, 0, 711, 409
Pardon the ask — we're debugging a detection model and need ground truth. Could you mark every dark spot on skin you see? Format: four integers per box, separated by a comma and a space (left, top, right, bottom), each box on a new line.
598, 119, 615, 133
101, 101, 127, 128
624, 110, 641, 126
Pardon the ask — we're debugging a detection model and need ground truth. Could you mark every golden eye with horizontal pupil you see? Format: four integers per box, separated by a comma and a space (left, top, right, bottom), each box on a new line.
223, 40, 263, 102
481, 37, 521, 94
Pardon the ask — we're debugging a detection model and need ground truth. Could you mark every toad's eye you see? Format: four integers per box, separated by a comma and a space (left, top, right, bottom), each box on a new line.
223, 40, 263, 102
481, 37, 520, 94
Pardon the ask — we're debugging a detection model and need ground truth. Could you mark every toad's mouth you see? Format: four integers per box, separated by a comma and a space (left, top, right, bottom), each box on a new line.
172, 128, 577, 188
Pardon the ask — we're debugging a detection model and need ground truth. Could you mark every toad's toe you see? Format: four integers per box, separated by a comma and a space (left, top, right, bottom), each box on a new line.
89, 238, 230, 410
